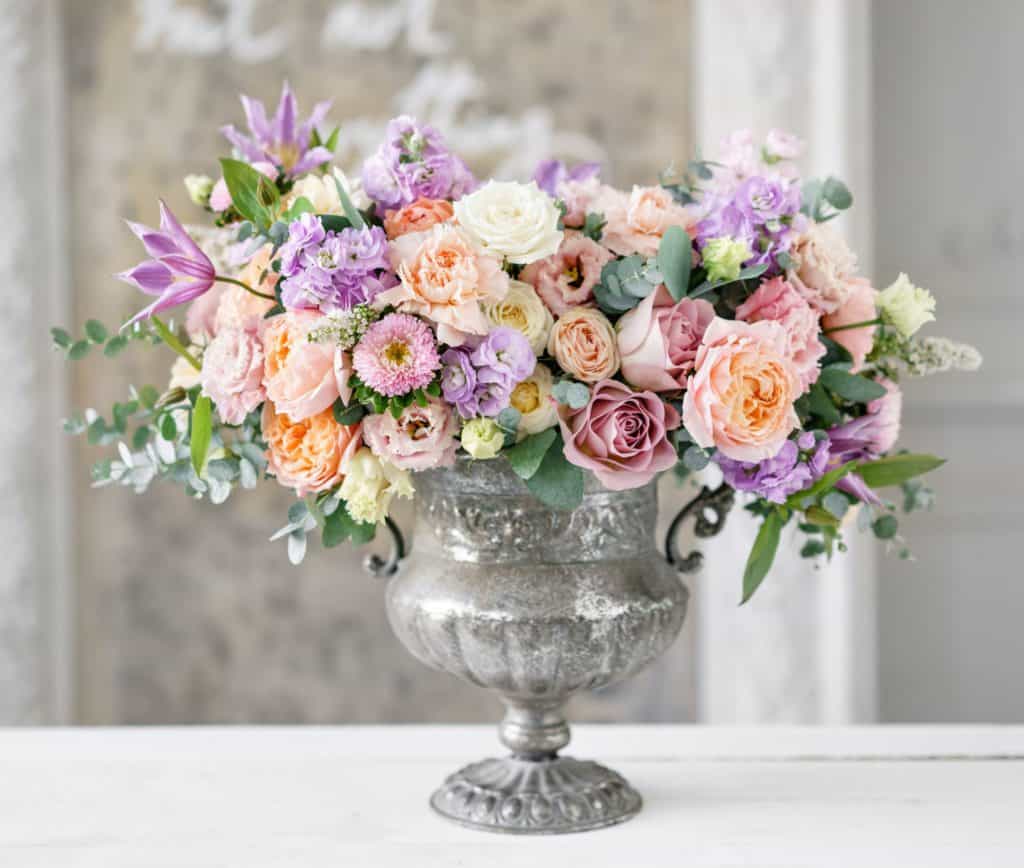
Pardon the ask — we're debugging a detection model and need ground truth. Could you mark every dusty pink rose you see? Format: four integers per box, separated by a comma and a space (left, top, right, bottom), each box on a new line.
616, 286, 716, 392
735, 276, 826, 393
559, 379, 680, 491
683, 318, 800, 462
520, 232, 613, 315
787, 222, 857, 314
361, 398, 458, 471
261, 310, 348, 422
209, 161, 277, 212
594, 185, 697, 257
821, 277, 878, 372
200, 328, 266, 424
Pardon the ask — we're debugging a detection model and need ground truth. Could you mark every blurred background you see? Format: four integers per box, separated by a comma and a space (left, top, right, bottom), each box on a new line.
3, 0, 1019, 727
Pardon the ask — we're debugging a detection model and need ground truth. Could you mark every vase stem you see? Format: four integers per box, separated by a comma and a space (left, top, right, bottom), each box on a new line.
499, 698, 570, 759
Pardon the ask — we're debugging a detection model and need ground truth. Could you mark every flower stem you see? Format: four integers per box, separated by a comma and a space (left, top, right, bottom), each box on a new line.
151, 316, 201, 371
823, 317, 882, 334
215, 274, 275, 301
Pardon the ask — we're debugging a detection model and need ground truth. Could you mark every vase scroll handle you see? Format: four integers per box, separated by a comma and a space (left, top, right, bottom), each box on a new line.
363, 516, 408, 578
664, 483, 735, 573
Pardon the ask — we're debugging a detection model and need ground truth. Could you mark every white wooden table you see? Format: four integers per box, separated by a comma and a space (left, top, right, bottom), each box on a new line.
1, 726, 1022, 867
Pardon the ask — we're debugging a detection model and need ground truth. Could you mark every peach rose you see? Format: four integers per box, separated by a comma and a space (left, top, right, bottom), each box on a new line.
787, 222, 857, 314
594, 185, 697, 257
520, 232, 614, 315
383, 197, 455, 239
379, 224, 509, 345
735, 276, 826, 393
361, 398, 458, 471
617, 286, 715, 392
262, 403, 361, 497
200, 327, 265, 425
261, 311, 349, 422
547, 307, 620, 383
821, 277, 877, 372
215, 245, 277, 334
683, 318, 800, 462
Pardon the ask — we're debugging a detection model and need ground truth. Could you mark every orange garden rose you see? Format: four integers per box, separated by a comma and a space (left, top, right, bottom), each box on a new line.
383, 197, 454, 239
547, 306, 620, 383
262, 403, 362, 496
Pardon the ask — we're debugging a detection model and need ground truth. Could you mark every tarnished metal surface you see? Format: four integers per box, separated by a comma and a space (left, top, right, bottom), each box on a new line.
385, 458, 690, 833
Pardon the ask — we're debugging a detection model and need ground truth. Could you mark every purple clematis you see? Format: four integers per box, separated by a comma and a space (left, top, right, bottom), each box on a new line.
221, 81, 332, 178
117, 201, 216, 326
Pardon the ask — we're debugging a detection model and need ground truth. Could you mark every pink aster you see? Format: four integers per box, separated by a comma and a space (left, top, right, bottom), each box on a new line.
352, 313, 440, 397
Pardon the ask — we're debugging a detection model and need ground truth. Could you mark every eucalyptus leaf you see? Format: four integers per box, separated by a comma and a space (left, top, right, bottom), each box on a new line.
552, 380, 590, 410
505, 428, 558, 481
872, 514, 898, 539
524, 433, 584, 510
682, 445, 710, 472
51, 327, 72, 349
657, 225, 692, 301
85, 320, 108, 343
68, 340, 91, 361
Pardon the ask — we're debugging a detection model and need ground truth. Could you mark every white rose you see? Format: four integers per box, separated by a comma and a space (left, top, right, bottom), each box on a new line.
877, 273, 936, 337
453, 180, 563, 265
480, 279, 553, 355
787, 222, 858, 314
285, 167, 369, 216
509, 363, 558, 439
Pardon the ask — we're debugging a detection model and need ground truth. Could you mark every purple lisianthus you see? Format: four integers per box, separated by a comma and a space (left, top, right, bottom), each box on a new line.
532, 159, 601, 198
440, 347, 479, 418
361, 115, 476, 210
279, 218, 391, 312
221, 81, 333, 178
471, 327, 536, 384
718, 432, 830, 504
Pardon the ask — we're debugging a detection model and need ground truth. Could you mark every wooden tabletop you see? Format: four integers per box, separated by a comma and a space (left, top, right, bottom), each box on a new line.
1, 725, 1022, 867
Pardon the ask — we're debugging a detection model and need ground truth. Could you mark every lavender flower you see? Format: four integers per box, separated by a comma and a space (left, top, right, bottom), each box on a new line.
471, 328, 536, 384
361, 115, 476, 210
441, 329, 536, 419
440, 347, 479, 418
221, 81, 332, 178
532, 159, 601, 197
717, 432, 830, 504
117, 201, 216, 326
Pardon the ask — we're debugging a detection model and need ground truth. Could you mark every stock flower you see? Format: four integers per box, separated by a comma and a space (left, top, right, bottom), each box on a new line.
382, 224, 509, 344
339, 448, 414, 525
787, 222, 857, 314
509, 363, 558, 438
361, 115, 476, 210
682, 318, 800, 462
877, 273, 936, 337
559, 379, 680, 490
717, 431, 829, 504
821, 277, 878, 371
736, 276, 825, 392
352, 313, 440, 397
383, 197, 454, 239
617, 287, 715, 392
200, 328, 266, 425
548, 307, 620, 383
520, 232, 614, 315
262, 310, 347, 421
460, 417, 504, 459
595, 185, 697, 257
702, 236, 753, 284
471, 327, 536, 385
361, 398, 458, 471
221, 81, 333, 178
118, 201, 217, 326
439, 347, 479, 418
262, 403, 361, 497
481, 279, 553, 355
453, 181, 564, 265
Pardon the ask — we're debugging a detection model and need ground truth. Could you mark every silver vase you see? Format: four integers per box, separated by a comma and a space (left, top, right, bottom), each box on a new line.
368, 457, 732, 835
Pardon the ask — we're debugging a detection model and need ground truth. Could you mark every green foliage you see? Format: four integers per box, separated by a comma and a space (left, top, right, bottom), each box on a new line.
523, 431, 584, 511
505, 428, 558, 481
495, 407, 521, 445
322, 503, 376, 548
189, 396, 213, 476
872, 514, 899, 539
690, 262, 769, 300
802, 175, 853, 222
657, 225, 692, 301
332, 398, 366, 426
582, 212, 606, 241
682, 444, 711, 472
742, 510, 785, 604
333, 175, 366, 229
855, 453, 945, 488
593, 255, 663, 314
818, 366, 887, 403
551, 379, 590, 409
220, 158, 280, 229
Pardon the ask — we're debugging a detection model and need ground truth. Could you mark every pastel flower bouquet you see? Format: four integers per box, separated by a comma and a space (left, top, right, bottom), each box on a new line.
56, 83, 980, 601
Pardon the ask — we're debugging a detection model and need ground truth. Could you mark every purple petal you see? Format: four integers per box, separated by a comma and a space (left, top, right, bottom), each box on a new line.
240, 94, 271, 144
274, 81, 297, 147
297, 98, 333, 148
568, 161, 601, 183
125, 220, 178, 258
117, 261, 172, 294
158, 201, 210, 266
160, 253, 215, 282
220, 124, 266, 164
290, 146, 333, 176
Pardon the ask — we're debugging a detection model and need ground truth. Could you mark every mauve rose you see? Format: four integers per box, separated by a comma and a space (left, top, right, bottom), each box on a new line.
200, 327, 266, 425
616, 286, 715, 392
520, 232, 613, 315
261, 311, 348, 422
559, 379, 680, 491
821, 277, 877, 372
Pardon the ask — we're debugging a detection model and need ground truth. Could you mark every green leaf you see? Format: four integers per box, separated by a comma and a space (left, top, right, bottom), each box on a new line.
138, 384, 159, 409
496, 407, 521, 443
68, 340, 91, 361
807, 380, 841, 426
104, 335, 129, 357
322, 504, 376, 547
872, 514, 898, 539
190, 395, 213, 477
582, 211, 606, 241
786, 459, 860, 509
85, 319, 108, 343
220, 158, 278, 228
131, 426, 151, 451
822, 176, 853, 210
318, 214, 352, 233
282, 196, 314, 221
819, 367, 887, 403
51, 327, 72, 349
742, 510, 784, 604
552, 380, 590, 409
801, 539, 827, 558
332, 398, 366, 426
682, 445, 710, 472
159, 413, 178, 441
333, 175, 366, 229
657, 225, 692, 301
523, 432, 584, 510
505, 428, 557, 481
822, 490, 850, 519
855, 453, 945, 489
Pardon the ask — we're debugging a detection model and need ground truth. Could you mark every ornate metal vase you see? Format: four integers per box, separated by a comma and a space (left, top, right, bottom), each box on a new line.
373, 457, 730, 835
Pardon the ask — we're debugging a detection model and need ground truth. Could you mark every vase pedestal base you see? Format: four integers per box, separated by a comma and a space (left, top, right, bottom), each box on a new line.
429, 755, 642, 835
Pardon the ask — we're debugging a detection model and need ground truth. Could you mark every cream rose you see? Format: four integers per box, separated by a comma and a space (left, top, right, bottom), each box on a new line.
787, 222, 858, 314
481, 279, 553, 355
547, 307, 620, 383
509, 363, 558, 439
453, 180, 563, 264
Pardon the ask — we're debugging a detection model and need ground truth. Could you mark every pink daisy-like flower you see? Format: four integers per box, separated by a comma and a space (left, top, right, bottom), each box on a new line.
353, 313, 441, 397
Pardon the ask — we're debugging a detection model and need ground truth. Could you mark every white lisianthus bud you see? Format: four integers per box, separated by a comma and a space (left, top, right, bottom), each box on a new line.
454, 181, 564, 264
877, 273, 936, 337
460, 417, 504, 460
702, 236, 753, 284
339, 448, 414, 525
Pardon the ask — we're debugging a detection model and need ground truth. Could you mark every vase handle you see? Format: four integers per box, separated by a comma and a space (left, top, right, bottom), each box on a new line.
664, 483, 734, 573
363, 516, 408, 578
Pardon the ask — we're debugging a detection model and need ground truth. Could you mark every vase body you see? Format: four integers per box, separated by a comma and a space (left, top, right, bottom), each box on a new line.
385, 457, 688, 834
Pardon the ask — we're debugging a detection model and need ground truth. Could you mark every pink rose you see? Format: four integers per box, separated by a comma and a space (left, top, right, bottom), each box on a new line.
200, 328, 266, 425
261, 311, 349, 422
559, 177, 601, 228
616, 286, 715, 392
735, 276, 826, 393
361, 398, 458, 471
821, 277, 877, 372
594, 185, 697, 257
559, 379, 680, 491
209, 161, 277, 212
520, 232, 613, 315
683, 318, 800, 462
787, 222, 857, 314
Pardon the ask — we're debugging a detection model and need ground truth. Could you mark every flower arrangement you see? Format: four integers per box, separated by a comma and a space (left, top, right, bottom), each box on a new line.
55, 84, 980, 599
